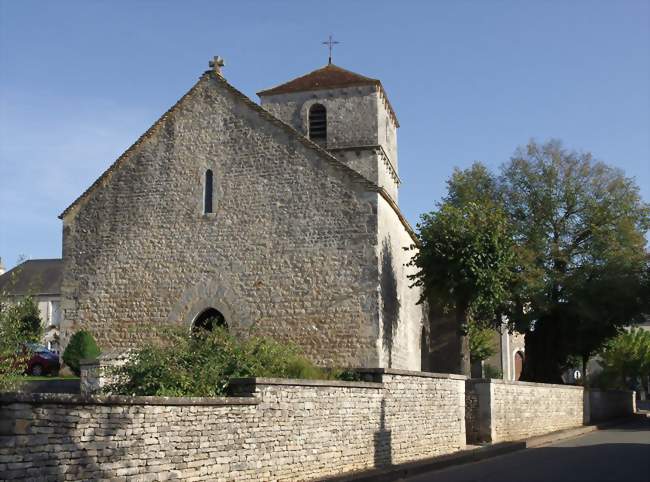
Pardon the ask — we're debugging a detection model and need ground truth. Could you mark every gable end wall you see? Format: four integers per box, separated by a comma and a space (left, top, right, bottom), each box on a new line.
61, 75, 382, 367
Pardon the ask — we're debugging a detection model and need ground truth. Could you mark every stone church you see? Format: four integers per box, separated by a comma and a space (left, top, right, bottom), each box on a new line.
59, 59, 426, 370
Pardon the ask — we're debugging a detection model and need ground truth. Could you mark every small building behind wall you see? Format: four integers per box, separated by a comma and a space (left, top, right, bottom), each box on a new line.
0, 258, 63, 352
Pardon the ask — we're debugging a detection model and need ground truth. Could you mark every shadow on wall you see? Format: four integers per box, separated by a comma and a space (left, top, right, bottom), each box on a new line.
44, 402, 130, 480
374, 398, 392, 468
381, 238, 400, 368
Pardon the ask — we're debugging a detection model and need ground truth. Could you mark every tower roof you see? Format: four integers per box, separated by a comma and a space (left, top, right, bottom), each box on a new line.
257, 64, 380, 96
258, 64, 399, 127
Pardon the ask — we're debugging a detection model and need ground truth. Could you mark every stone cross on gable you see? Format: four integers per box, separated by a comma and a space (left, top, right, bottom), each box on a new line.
209, 56, 225, 75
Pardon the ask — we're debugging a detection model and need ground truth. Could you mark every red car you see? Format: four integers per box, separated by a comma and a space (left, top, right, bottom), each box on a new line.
23, 343, 60, 376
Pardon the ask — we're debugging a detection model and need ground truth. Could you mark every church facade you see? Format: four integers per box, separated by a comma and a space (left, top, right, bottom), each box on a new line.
59, 61, 425, 369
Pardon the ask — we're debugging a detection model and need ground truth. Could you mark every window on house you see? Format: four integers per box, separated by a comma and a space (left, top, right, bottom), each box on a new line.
308, 104, 327, 143
204, 169, 214, 214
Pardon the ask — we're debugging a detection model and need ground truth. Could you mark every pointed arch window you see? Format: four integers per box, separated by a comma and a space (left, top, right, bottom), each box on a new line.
204, 169, 214, 214
308, 103, 327, 143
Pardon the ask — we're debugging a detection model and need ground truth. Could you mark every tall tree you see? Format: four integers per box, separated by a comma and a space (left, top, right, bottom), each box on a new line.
409, 201, 514, 376
500, 140, 650, 382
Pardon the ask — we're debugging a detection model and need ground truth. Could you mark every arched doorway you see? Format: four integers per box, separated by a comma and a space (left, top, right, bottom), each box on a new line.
192, 308, 227, 332
514, 351, 524, 381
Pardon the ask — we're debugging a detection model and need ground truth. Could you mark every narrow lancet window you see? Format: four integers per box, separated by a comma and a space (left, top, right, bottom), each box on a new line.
309, 104, 327, 143
204, 169, 214, 214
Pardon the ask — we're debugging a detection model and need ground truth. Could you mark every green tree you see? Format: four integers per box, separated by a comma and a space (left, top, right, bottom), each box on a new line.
410, 201, 515, 376
0, 296, 43, 389
469, 321, 498, 364
500, 140, 650, 382
595, 328, 650, 393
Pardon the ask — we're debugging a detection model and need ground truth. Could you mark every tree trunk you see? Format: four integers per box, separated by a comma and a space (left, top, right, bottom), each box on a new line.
456, 303, 471, 377
520, 315, 565, 384
581, 354, 589, 383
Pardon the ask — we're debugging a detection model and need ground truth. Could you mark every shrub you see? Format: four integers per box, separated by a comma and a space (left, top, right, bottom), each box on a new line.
0, 297, 44, 390
63, 330, 101, 376
106, 327, 350, 397
591, 328, 650, 392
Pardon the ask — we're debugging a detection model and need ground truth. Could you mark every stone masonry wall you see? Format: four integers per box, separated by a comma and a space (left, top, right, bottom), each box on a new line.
475, 379, 584, 442
60, 72, 386, 368
465, 388, 480, 444
465, 379, 635, 444
376, 196, 424, 370
0, 370, 465, 481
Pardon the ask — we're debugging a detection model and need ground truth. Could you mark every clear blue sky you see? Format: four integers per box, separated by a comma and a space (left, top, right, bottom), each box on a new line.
1, 0, 648, 270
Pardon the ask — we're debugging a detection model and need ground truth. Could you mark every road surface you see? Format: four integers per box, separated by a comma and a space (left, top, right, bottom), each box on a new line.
406, 417, 650, 482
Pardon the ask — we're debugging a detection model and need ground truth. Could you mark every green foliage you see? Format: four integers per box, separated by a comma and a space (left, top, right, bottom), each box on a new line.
500, 140, 650, 381
410, 202, 515, 321
106, 327, 347, 397
63, 330, 101, 376
593, 328, 650, 391
483, 364, 503, 379
469, 321, 498, 363
445, 162, 500, 208
0, 297, 44, 390
422, 141, 649, 382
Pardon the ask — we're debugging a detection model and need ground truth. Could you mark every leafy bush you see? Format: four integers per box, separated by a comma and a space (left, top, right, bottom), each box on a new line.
63, 330, 101, 376
0, 296, 43, 390
591, 328, 650, 392
106, 327, 350, 397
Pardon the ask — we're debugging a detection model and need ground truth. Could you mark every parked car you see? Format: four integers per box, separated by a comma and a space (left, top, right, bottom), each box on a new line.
23, 343, 60, 376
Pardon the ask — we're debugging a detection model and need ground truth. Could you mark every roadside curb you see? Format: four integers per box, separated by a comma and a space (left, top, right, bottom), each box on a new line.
318, 416, 638, 482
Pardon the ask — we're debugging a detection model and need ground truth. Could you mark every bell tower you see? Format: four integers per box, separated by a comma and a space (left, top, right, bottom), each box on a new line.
258, 63, 401, 202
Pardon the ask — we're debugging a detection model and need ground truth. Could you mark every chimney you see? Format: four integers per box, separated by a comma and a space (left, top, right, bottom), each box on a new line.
0, 257, 5, 276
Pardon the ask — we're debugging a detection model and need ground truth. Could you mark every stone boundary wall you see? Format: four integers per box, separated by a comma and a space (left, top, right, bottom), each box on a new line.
0, 369, 466, 481
465, 388, 480, 443
466, 379, 635, 443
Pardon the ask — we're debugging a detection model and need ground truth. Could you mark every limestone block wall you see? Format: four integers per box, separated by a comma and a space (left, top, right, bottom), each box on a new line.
465, 379, 636, 443
466, 379, 584, 443
376, 195, 424, 370
0, 370, 466, 481
465, 388, 480, 443
260, 86, 380, 152
60, 72, 382, 368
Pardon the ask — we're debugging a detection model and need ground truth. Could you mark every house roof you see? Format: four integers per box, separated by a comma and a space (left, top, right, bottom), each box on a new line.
0, 259, 63, 297
257, 64, 399, 127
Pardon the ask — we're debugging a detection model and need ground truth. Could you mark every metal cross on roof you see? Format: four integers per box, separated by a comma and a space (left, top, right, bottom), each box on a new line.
209, 56, 225, 75
322, 35, 340, 65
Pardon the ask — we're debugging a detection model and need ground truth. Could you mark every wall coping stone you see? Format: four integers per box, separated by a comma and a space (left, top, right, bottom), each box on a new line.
467, 378, 584, 390
229, 377, 384, 389
0, 392, 259, 406
357, 368, 468, 380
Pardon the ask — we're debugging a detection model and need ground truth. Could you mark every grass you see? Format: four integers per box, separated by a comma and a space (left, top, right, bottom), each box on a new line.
20, 375, 80, 381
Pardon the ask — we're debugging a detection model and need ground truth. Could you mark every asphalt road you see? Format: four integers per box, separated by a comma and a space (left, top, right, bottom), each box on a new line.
406, 417, 650, 482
